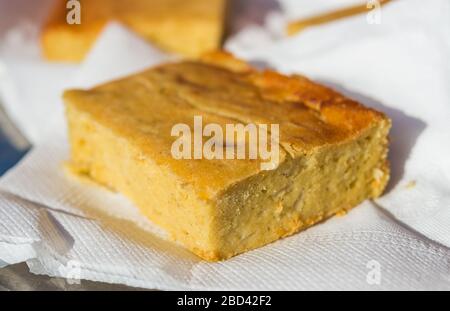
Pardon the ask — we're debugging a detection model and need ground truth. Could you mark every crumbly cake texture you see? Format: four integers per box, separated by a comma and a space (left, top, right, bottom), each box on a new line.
41, 0, 227, 62
64, 52, 391, 261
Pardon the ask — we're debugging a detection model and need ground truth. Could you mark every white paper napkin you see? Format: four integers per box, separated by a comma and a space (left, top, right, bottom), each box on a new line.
0, 0, 449, 290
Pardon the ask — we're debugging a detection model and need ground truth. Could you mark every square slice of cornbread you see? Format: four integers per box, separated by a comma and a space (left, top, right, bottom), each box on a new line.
42, 0, 227, 62
64, 52, 391, 261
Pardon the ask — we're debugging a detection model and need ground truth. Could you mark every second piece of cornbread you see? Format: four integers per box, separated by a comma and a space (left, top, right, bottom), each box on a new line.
42, 0, 227, 62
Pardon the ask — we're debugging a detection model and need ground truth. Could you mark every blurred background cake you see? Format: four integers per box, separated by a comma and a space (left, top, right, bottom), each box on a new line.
41, 0, 227, 61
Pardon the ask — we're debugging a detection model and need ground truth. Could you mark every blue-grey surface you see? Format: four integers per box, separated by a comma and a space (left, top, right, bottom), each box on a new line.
0, 99, 30, 174
0, 131, 28, 175
0, 263, 145, 291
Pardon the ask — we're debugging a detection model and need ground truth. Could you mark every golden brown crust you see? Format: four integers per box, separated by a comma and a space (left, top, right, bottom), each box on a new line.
199, 51, 254, 73
198, 51, 389, 152
64, 52, 390, 198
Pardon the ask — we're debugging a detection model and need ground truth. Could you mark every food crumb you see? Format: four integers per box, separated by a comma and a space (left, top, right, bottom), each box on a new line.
406, 180, 417, 189
336, 210, 348, 217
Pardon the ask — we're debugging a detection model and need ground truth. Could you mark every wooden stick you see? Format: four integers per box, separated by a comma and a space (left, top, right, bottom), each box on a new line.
287, 0, 393, 36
